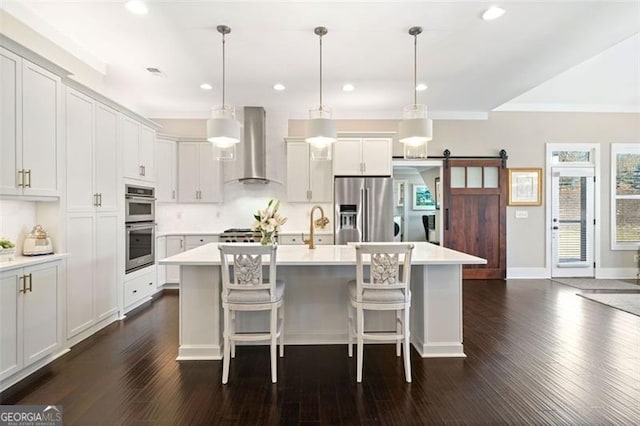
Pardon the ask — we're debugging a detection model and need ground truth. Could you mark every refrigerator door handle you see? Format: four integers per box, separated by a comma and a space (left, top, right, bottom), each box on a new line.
365, 187, 370, 242
360, 187, 365, 242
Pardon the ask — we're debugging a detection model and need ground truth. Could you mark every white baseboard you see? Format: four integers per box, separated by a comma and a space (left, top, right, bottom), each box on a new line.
596, 268, 638, 279
507, 268, 549, 279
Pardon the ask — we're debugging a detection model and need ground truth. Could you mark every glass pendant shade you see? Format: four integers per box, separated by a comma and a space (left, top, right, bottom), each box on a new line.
207, 106, 240, 149
399, 104, 431, 159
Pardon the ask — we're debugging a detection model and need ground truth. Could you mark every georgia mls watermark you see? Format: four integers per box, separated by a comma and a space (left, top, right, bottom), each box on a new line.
0, 405, 62, 426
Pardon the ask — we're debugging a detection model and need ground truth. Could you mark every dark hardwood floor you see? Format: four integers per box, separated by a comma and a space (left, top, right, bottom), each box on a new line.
2, 280, 639, 425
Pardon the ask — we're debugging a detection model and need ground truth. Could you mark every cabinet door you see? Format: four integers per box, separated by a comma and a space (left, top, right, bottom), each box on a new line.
309, 154, 332, 202
165, 236, 184, 283
139, 126, 155, 181
178, 142, 200, 202
156, 138, 177, 202
121, 115, 141, 179
362, 138, 392, 176
95, 103, 119, 211
198, 143, 221, 202
65, 88, 95, 211
0, 48, 21, 195
23, 262, 60, 366
66, 214, 95, 337
94, 213, 119, 321
332, 139, 362, 175
286, 142, 310, 202
22, 60, 60, 196
0, 269, 21, 381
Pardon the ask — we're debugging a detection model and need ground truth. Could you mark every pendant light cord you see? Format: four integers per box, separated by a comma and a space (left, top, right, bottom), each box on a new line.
221, 32, 226, 107
319, 33, 323, 110
413, 31, 417, 106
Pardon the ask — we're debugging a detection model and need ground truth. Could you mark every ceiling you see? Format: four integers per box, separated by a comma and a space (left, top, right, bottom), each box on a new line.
4, 1, 640, 119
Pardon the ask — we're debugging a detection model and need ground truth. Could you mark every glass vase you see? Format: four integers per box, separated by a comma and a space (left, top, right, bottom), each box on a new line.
260, 231, 275, 246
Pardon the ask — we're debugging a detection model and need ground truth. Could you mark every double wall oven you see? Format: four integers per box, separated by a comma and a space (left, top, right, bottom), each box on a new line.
125, 184, 156, 273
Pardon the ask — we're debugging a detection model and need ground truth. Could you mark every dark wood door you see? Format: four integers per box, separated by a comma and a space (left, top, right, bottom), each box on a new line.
443, 159, 506, 279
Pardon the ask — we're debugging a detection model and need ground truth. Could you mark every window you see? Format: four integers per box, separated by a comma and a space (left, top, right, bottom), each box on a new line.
611, 143, 640, 250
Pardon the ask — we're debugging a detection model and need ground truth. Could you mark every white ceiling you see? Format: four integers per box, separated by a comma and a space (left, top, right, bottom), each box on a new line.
4, 0, 640, 119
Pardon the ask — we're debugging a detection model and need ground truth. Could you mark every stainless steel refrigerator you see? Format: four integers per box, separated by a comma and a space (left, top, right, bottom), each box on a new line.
334, 176, 394, 244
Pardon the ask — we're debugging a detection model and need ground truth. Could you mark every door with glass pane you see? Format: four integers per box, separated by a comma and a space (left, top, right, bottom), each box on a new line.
551, 168, 594, 277
443, 159, 506, 279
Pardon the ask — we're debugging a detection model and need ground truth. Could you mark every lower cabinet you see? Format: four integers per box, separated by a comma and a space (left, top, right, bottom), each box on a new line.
278, 233, 333, 245
165, 236, 185, 284
0, 260, 62, 384
124, 266, 157, 313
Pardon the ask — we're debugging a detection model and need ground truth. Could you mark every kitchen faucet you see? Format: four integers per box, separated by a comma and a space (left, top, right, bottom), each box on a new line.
303, 205, 329, 249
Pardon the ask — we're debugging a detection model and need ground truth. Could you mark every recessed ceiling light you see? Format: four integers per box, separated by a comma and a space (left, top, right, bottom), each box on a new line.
482, 6, 505, 21
125, 0, 148, 15
342, 83, 355, 92
200, 83, 213, 90
416, 83, 428, 91
273, 83, 286, 91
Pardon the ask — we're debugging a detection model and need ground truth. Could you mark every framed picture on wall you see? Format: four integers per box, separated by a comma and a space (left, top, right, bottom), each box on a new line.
412, 184, 435, 210
508, 168, 542, 206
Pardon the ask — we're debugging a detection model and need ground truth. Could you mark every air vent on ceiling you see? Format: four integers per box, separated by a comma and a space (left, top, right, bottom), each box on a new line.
146, 67, 166, 76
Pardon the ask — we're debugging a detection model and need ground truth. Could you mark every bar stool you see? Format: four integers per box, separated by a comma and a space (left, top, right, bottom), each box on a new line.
347, 243, 414, 383
219, 244, 284, 384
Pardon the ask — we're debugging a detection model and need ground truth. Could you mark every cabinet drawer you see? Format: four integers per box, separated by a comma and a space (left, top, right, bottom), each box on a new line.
185, 235, 217, 249
314, 235, 333, 245
279, 234, 304, 245
124, 273, 155, 308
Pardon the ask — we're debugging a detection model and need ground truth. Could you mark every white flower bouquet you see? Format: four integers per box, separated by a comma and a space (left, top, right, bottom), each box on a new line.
252, 199, 287, 245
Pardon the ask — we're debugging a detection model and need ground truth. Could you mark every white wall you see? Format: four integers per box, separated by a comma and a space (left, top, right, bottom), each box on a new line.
0, 200, 37, 253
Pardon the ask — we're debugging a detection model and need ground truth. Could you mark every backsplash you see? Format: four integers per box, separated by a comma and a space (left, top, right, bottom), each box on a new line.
0, 200, 37, 251
156, 181, 332, 234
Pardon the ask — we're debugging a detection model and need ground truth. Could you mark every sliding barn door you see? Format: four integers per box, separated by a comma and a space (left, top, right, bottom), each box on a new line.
443, 159, 507, 279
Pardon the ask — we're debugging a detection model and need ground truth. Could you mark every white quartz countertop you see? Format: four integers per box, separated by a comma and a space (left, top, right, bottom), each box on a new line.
0, 253, 68, 272
160, 242, 486, 266
157, 231, 333, 237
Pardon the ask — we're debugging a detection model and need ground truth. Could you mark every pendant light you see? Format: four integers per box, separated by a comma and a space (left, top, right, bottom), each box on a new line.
207, 25, 240, 160
305, 26, 336, 161
398, 26, 432, 159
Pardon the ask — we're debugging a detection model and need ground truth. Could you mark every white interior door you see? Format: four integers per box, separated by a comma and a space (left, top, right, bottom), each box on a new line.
551, 167, 595, 277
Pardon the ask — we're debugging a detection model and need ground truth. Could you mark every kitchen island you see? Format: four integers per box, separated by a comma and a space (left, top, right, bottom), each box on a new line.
160, 243, 486, 360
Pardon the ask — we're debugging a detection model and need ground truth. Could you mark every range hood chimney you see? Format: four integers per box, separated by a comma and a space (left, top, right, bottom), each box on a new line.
238, 106, 269, 184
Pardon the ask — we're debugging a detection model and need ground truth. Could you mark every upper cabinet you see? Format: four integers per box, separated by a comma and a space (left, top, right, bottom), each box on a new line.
178, 140, 222, 203
156, 136, 178, 202
122, 115, 155, 182
1, 47, 61, 197
285, 138, 332, 203
65, 87, 119, 212
332, 138, 392, 176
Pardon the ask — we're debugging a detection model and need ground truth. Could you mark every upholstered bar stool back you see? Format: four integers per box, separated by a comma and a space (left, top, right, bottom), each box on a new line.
348, 243, 414, 382
218, 244, 285, 384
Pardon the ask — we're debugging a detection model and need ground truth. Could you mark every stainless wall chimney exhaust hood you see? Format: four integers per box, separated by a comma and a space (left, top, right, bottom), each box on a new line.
239, 106, 269, 184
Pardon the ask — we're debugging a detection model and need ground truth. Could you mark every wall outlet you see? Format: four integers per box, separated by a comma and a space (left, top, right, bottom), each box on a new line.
515, 210, 528, 219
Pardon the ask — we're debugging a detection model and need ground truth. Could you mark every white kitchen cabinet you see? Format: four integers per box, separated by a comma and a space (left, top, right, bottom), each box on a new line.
124, 266, 157, 313
178, 141, 222, 203
66, 212, 119, 338
65, 88, 119, 212
332, 138, 392, 176
156, 136, 178, 202
185, 235, 218, 250
165, 236, 184, 284
285, 139, 332, 203
0, 47, 61, 197
122, 115, 155, 182
0, 260, 62, 383
64, 87, 120, 340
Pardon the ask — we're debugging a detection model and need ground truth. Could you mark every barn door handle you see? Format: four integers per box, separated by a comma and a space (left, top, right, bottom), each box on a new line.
445, 208, 450, 231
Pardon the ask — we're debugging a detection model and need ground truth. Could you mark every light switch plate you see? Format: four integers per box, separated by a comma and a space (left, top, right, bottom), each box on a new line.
515, 210, 528, 219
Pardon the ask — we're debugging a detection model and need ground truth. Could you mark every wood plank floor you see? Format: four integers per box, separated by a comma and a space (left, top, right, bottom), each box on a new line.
2, 279, 639, 425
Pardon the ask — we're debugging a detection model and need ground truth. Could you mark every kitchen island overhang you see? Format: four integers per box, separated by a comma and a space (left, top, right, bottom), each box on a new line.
160, 243, 486, 360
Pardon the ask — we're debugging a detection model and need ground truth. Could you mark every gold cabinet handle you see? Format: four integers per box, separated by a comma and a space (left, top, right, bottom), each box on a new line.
25, 170, 32, 187
17, 170, 24, 188
98, 193, 102, 207
27, 273, 33, 292
172, 190, 176, 200
19, 275, 26, 293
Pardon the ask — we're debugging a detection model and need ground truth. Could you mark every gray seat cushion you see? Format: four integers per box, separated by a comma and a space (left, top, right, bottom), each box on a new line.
348, 280, 409, 304
226, 280, 285, 304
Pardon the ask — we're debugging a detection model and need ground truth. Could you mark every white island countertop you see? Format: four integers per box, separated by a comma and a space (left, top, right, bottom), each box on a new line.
160, 242, 486, 266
